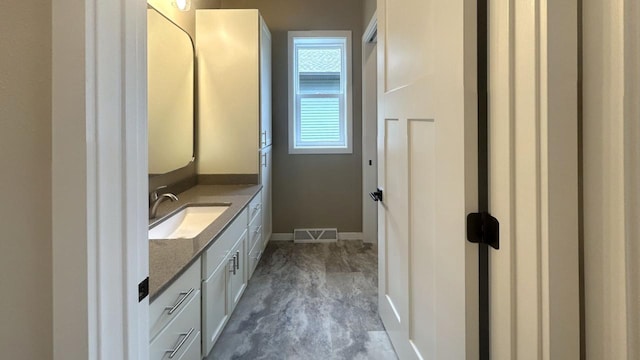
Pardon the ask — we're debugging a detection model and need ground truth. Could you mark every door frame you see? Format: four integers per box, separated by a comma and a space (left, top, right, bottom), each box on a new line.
582, 0, 640, 357
52, 0, 149, 359
362, 12, 378, 244
487, 0, 580, 358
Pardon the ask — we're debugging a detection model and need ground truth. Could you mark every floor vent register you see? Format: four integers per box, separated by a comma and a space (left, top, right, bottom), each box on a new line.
293, 228, 338, 243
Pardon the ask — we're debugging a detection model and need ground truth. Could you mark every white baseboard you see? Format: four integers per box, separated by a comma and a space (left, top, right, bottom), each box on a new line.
294, 238, 337, 244
339, 232, 364, 240
269, 232, 364, 241
270, 233, 294, 241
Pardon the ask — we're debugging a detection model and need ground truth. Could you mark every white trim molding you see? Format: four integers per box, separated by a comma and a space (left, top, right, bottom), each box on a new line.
363, 11, 377, 44
583, 0, 640, 358
52, 0, 148, 359
488, 0, 580, 358
361, 13, 378, 247
270, 232, 365, 241
270, 233, 294, 241
287, 31, 353, 155
338, 232, 364, 241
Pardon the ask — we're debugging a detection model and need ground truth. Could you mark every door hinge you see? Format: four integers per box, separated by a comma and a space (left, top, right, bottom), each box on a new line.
466, 212, 499, 249
138, 277, 149, 302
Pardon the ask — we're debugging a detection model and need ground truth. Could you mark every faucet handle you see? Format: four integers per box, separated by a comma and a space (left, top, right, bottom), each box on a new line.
150, 185, 168, 201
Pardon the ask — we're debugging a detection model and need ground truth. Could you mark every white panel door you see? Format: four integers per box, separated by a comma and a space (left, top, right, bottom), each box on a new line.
376, 0, 478, 359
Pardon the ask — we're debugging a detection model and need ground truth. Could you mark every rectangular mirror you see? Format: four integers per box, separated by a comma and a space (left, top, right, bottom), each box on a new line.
148, 6, 195, 176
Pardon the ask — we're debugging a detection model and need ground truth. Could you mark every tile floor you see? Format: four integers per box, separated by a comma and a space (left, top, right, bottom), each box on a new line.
207, 240, 398, 360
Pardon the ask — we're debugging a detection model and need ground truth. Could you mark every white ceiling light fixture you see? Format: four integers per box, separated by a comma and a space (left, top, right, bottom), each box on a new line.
173, 0, 191, 11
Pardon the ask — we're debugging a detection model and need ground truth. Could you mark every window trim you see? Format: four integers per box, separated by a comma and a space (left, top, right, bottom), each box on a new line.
288, 31, 353, 154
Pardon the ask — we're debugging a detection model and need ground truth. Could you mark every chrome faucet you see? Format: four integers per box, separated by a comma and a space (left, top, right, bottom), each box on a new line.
149, 186, 178, 219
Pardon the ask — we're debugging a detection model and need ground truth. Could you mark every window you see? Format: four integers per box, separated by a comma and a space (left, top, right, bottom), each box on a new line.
288, 31, 353, 154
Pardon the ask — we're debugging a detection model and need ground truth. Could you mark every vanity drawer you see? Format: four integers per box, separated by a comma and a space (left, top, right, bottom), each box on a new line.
248, 209, 262, 251
248, 190, 262, 223
176, 331, 201, 360
203, 208, 248, 278
150, 288, 201, 360
150, 258, 201, 341
247, 238, 263, 278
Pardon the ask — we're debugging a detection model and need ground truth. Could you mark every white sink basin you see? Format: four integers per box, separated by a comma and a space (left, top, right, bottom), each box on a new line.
149, 205, 230, 240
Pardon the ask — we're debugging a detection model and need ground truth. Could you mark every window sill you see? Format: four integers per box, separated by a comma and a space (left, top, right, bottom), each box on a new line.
288, 147, 353, 155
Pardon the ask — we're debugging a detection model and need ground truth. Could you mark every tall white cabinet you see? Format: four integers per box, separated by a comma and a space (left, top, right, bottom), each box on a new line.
196, 9, 273, 247
259, 16, 273, 246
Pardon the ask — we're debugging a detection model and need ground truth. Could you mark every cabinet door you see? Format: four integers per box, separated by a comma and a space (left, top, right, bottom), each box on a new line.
227, 230, 248, 312
260, 16, 272, 148
202, 258, 231, 356
196, 10, 260, 174
261, 146, 272, 248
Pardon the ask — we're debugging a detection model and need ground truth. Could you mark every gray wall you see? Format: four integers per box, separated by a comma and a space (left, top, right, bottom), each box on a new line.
220, 0, 365, 233
0, 2, 53, 359
363, 0, 376, 30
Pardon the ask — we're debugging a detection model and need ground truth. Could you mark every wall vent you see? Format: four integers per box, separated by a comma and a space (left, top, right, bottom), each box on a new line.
293, 228, 338, 243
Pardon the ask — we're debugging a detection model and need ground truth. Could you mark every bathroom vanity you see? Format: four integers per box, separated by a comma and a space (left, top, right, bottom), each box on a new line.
148, 185, 266, 360
146, 6, 272, 359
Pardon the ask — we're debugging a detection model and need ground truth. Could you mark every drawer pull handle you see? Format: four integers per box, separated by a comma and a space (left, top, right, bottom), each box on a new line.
165, 288, 195, 315
229, 256, 237, 275
166, 327, 195, 358
254, 225, 263, 235
236, 250, 240, 270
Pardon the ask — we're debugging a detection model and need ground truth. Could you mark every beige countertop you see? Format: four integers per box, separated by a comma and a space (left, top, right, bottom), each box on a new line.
149, 184, 261, 301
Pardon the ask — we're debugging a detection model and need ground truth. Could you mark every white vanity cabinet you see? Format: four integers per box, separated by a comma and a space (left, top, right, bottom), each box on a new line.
150, 259, 201, 360
260, 146, 272, 250
151, 191, 266, 359
196, 9, 273, 247
247, 191, 264, 277
260, 16, 272, 149
201, 208, 249, 357
196, 9, 272, 174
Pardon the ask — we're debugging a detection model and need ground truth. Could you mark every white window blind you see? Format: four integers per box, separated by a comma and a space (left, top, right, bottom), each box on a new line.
288, 32, 352, 154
